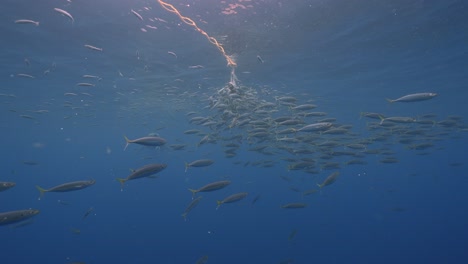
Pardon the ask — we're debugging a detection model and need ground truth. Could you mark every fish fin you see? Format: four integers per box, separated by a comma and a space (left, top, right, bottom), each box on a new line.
385, 98, 394, 103
35, 185, 47, 200
123, 136, 130, 150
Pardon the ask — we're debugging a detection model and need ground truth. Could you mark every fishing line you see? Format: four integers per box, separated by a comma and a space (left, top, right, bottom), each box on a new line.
156, 0, 237, 69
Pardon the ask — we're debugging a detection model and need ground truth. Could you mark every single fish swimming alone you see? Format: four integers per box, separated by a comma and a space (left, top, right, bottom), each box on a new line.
386, 93, 437, 103
195, 255, 209, 264
53, 8, 74, 23
84, 44, 103, 52
251, 194, 261, 205
257, 55, 264, 63
189, 180, 231, 197
185, 159, 214, 172
181, 196, 203, 221
288, 229, 298, 240
216, 192, 248, 209
0, 182, 16, 192
317, 171, 340, 188
379, 116, 416, 125
9, 218, 35, 229
281, 203, 307, 209
82, 207, 94, 220
14, 19, 40, 26
124, 135, 167, 150
131, 9, 143, 21
0, 209, 40, 226
116, 163, 167, 187
36, 180, 96, 199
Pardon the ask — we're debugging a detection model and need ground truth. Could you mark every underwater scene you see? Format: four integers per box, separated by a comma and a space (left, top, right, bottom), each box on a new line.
1, 0, 468, 263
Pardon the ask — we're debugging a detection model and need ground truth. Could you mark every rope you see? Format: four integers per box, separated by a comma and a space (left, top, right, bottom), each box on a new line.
157, 0, 237, 68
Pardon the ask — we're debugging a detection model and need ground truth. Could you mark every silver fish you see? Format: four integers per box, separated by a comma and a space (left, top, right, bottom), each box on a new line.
296, 122, 333, 132
185, 159, 214, 172
386, 93, 437, 103
36, 180, 96, 199
0, 209, 40, 226
181, 196, 202, 221
0, 182, 16, 192
216, 192, 248, 209
189, 180, 231, 197
116, 163, 167, 187
124, 135, 167, 150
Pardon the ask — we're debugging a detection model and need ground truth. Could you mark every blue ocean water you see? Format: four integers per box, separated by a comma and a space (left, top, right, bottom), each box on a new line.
1, 0, 468, 263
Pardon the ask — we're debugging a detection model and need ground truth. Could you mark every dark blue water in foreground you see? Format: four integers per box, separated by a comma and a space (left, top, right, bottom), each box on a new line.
1, 0, 468, 263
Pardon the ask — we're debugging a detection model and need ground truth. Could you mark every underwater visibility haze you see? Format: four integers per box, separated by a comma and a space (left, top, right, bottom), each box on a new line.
1, 0, 468, 263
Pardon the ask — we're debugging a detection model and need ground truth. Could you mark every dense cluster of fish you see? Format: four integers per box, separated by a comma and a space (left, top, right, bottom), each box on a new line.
100, 85, 465, 224
2, 83, 465, 229
3, 5, 467, 264
166, 87, 465, 221
180, 85, 461, 172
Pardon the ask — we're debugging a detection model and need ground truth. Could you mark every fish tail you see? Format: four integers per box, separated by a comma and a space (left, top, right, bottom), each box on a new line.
385, 98, 394, 103
378, 115, 385, 125
216, 200, 223, 210
184, 162, 189, 172
292, 128, 297, 135
316, 184, 324, 196
123, 136, 130, 151
188, 188, 197, 196
181, 213, 187, 221
116, 178, 126, 189
35, 185, 47, 200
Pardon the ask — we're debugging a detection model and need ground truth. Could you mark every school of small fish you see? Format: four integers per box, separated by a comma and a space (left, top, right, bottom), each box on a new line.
2, 3, 467, 264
